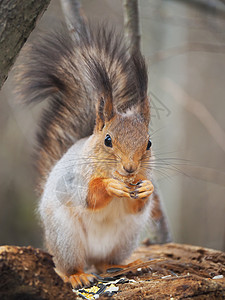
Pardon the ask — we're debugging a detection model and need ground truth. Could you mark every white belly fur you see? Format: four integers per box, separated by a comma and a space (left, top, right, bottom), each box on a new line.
83, 196, 150, 264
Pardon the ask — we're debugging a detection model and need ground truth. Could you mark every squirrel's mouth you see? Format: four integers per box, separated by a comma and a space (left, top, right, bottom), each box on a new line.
113, 171, 136, 183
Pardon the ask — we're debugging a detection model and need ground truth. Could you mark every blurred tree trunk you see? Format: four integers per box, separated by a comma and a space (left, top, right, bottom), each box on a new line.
0, 0, 51, 89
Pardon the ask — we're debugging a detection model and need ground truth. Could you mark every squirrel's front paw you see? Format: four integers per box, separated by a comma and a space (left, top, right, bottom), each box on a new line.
130, 180, 154, 199
105, 178, 131, 198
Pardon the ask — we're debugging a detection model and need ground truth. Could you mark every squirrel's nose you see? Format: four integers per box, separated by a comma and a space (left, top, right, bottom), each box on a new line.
123, 165, 136, 174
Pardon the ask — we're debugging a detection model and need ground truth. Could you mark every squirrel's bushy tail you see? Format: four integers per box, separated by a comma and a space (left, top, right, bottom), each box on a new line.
15, 23, 148, 194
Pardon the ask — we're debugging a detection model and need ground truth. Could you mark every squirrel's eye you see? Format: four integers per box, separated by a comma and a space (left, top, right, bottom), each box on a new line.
146, 139, 152, 150
104, 134, 112, 147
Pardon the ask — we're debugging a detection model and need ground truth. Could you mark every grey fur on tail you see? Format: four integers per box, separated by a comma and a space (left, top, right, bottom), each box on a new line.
15, 23, 148, 193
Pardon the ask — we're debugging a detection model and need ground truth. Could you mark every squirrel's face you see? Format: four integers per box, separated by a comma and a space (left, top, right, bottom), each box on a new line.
93, 94, 151, 181
96, 114, 152, 181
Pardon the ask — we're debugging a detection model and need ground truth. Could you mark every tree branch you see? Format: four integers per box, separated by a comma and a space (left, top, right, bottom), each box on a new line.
0, 0, 51, 89
122, 0, 141, 53
60, 0, 84, 34
1, 244, 225, 299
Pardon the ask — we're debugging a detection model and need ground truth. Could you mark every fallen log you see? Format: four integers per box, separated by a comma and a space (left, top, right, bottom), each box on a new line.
0, 243, 224, 299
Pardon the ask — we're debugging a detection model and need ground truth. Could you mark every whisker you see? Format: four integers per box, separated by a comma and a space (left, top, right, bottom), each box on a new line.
49, 149, 225, 187
149, 127, 166, 137
65, 153, 117, 161
142, 166, 173, 182
151, 156, 191, 163
152, 149, 181, 156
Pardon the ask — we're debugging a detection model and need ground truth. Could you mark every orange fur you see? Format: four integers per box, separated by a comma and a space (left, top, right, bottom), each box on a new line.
87, 178, 112, 210
63, 268, 96, 288
128, 198, 149, 214
87, 175, 151, 213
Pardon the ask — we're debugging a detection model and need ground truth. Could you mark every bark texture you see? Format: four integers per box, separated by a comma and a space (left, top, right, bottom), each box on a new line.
0, 243, 224, 299
0, 0, 51, 89
0, 246, 75, 300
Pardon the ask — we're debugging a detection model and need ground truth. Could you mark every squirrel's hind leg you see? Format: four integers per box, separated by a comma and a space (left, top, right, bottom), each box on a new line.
69, 271, 97, 289
95, 259, 148, 274
56, 268, 97, 289
96, 259, 150, 278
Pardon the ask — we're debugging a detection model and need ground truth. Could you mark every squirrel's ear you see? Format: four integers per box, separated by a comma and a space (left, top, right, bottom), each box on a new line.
139, 97, 150, 128
95, 95, 115, 131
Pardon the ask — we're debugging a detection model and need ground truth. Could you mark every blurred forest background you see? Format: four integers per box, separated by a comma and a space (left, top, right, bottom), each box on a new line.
0, 0, 225, 251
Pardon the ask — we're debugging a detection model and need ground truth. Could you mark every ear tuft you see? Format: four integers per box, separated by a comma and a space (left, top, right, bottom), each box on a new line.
95, 95, 114, 131
131, 52, 150, 127
140, 97, 150, 127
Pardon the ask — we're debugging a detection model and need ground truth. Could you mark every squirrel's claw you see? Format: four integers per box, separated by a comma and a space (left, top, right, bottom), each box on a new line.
106, 179, 154, 200
133, 180, 154, 199
56, 268, 96, 288
69, 272, 97, 289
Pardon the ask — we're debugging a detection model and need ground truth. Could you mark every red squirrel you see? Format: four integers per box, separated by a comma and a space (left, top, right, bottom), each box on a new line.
16, 23, 171, 288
